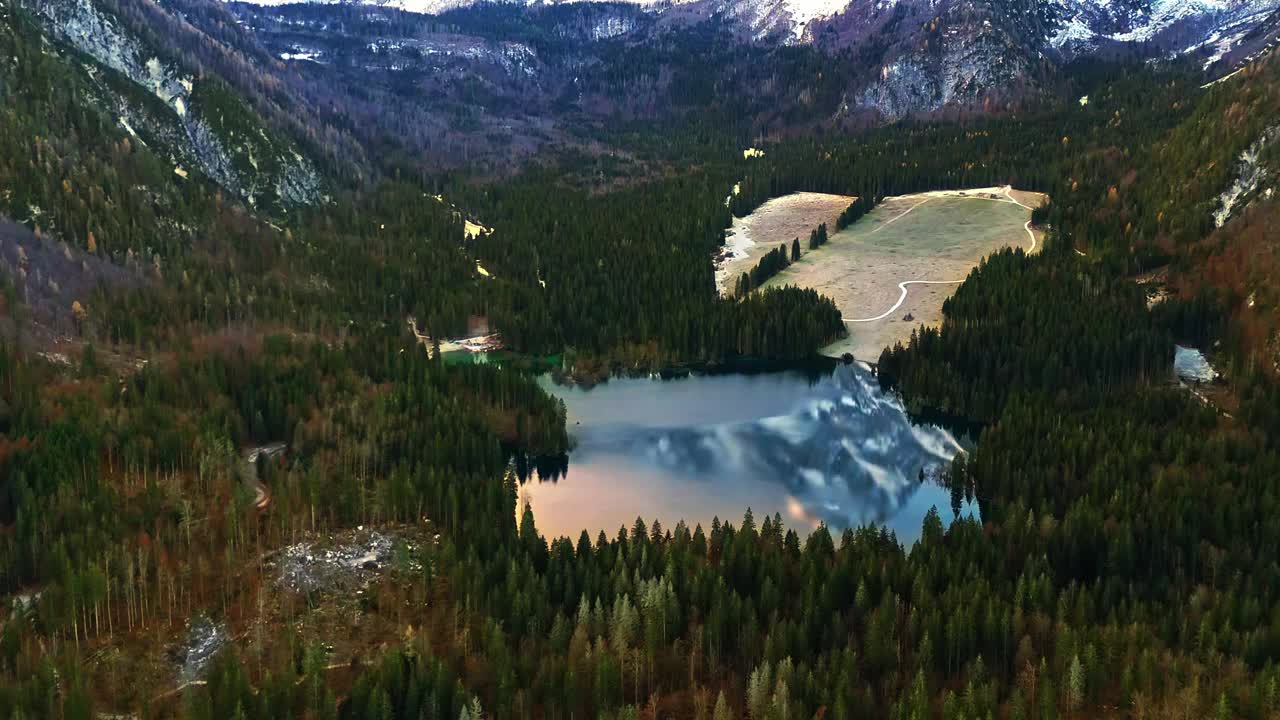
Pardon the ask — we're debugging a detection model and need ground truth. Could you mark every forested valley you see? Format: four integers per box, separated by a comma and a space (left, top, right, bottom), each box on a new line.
1, 0, 1280, 715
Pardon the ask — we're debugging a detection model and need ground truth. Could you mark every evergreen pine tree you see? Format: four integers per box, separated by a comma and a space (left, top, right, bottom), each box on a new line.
713, 691, 732, 720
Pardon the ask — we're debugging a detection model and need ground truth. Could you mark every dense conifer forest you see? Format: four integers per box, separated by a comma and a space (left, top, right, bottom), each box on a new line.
1, 0, 1280, 715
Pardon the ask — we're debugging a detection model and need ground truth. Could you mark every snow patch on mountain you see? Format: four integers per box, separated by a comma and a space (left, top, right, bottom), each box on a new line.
223, 0, 1278, 123
1051, 0, 1280, 56
1112, 0, 1229, 42
695, 0, 859, 40
779, 0, 855, 38
585, 16, 638, 38
280, 49, 322, 62
1192, 27, 1250, 66
1184, 5, 1276, 65
1049, 15, 1098, 48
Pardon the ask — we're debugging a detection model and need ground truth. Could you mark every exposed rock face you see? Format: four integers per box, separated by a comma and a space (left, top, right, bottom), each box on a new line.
26, 0, 321, 209
33, 0, 190, 107
1214, 124, 1278, 227
855, 38, 1025, 118
674, 0, 857, 41
580, 14, 640, 39
790, 0, 1052, 118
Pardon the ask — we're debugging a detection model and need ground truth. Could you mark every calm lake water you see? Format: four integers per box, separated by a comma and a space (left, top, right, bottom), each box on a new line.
522, 363, 978, 544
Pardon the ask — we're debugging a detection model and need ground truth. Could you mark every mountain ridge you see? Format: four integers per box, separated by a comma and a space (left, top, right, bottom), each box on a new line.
225, 0, 1280, 58
222, 0, 1280, 120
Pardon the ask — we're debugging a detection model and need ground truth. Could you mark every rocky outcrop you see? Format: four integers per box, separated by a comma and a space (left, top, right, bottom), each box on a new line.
26, 0, 321, 210
1214, 124, 1277, 227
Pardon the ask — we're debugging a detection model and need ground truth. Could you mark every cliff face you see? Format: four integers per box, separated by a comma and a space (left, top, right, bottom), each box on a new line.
27, 0, 321, 210
833, 0, 1048, 118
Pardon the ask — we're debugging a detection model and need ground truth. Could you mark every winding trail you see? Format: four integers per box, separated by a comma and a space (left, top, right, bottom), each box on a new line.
1001, 186, 1038, 252
842, 186, 1038, 324
867, 197, 930, 236
844, 279, 967, 323
242, 444, 285, 511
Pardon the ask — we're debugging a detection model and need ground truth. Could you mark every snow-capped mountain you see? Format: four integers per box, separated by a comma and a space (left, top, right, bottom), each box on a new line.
226, 0, 868, 42
228, 0, 668, 18
225, 0, 1280, 58
678, 0, 860, 41
220, 0, 1279, 122
1048, 0, 1280, 62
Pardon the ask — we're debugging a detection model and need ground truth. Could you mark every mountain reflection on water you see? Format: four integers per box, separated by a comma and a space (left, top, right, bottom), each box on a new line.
525, 362, 978, 543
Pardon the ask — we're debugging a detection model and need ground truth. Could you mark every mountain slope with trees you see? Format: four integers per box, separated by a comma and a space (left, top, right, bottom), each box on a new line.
1, 0, 1280, 716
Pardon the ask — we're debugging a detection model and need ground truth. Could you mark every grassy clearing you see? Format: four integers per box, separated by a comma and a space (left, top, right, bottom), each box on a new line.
757, 188, 1045, 361
716, 192, 854, 293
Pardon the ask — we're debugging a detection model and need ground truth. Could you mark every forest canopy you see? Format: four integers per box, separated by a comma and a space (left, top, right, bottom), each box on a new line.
1, 2, 1280, 717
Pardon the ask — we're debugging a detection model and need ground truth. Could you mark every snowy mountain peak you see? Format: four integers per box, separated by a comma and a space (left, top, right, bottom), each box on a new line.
224, 0, 1276, 58
718, 0, 858, 40
225, 0, 861, 40
1049, 0, 1280, 57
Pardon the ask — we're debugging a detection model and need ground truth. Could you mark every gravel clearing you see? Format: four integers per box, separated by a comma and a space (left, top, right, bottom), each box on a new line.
178, 616, 227, 682
273, 529, 398, 594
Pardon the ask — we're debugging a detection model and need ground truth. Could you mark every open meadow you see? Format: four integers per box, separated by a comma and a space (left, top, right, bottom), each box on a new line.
755, 187, 1047, 361
715, 192, 855, 292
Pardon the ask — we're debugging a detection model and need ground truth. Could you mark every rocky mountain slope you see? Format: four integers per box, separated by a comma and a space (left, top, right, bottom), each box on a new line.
221, 1, 661, 169
226, 0, 1280, 119
13, 0, 1280, 190
26, 0, 322, 210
